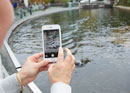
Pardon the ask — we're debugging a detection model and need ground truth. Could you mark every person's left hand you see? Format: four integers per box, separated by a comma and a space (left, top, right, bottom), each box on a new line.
18, 52, 49, 86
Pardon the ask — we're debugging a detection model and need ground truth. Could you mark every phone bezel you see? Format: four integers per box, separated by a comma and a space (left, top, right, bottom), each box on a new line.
42, 24, 62, 62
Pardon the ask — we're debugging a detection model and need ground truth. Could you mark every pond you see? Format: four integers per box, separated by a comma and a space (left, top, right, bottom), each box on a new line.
9, 8, 130, 93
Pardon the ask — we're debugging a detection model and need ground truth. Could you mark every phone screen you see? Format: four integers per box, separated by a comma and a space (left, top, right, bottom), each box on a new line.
43, 29, 60, 58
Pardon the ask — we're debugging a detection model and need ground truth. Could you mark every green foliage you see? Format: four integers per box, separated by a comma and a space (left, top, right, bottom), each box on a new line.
44, 0, 51, 3
119, 0, 130, 6
50, 0, 55, 3
50, 0, 70, 3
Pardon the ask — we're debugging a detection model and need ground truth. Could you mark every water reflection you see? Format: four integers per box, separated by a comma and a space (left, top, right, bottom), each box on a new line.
9, 8, 130, 93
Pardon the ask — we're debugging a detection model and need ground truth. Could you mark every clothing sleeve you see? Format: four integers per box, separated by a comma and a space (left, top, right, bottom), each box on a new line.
51, 82, 72, 93
0, 74, 21, 93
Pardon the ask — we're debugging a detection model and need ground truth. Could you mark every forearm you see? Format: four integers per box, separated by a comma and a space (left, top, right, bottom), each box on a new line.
51, 82, 71, 93
0, 74, 21, 93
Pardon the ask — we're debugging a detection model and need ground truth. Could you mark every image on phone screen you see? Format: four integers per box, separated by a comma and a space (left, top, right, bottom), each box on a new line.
43, 29, 60, 58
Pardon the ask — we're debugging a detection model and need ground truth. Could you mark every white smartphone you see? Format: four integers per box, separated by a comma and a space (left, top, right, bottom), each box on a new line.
42, 24, 62, 62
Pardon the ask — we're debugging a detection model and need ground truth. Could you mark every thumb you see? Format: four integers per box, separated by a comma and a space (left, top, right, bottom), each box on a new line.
48, 64, 55, 72
37, 60, 49, 68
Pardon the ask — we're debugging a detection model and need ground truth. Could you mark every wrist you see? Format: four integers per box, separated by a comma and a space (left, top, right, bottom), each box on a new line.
51, 82, 71, 93
18, 71, 28, 86
16, 73, 24, 91
51, 80, 70, 85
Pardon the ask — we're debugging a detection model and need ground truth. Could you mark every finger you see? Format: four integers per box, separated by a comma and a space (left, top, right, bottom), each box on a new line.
47, 62, 53, 67
64, 48, 72, 64
39, 67, 49, 72
37, 59, 49, 68
39, 63, 51, 72
57, 47, 64, 64
38, 59, 43, 62
71, 55, 76, 65
48, 64, 54, 76
48, 64, 55, 73
34, 59, 43, 63
72, 64, 75, 71
30, 52, 43, 60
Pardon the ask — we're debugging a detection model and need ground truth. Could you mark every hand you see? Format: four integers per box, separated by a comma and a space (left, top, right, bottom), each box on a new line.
48, 47, 75, 85
18, 52, 49, 86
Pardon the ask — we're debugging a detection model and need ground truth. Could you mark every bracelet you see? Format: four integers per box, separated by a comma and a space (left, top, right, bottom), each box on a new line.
16, 73, 24, 91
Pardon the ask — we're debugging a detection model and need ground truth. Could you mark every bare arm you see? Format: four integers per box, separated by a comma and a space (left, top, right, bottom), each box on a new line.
0, 0, 14, 48
0, 52, 50, 92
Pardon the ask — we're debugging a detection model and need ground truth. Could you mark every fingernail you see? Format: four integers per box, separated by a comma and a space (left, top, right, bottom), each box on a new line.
65, 48, 68, 51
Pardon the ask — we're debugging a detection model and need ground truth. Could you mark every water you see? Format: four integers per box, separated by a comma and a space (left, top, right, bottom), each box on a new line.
9, 8, 130, 93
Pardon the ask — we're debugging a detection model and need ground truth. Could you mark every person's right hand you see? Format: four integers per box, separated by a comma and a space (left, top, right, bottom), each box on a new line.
48, 47, 75, 85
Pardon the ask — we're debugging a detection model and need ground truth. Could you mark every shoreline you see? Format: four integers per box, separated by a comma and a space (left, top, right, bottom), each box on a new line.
5, 6, 80, 41
114, 5, 130, 11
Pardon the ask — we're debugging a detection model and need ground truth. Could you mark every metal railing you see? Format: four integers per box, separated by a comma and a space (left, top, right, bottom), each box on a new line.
80, 1, 114, 5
